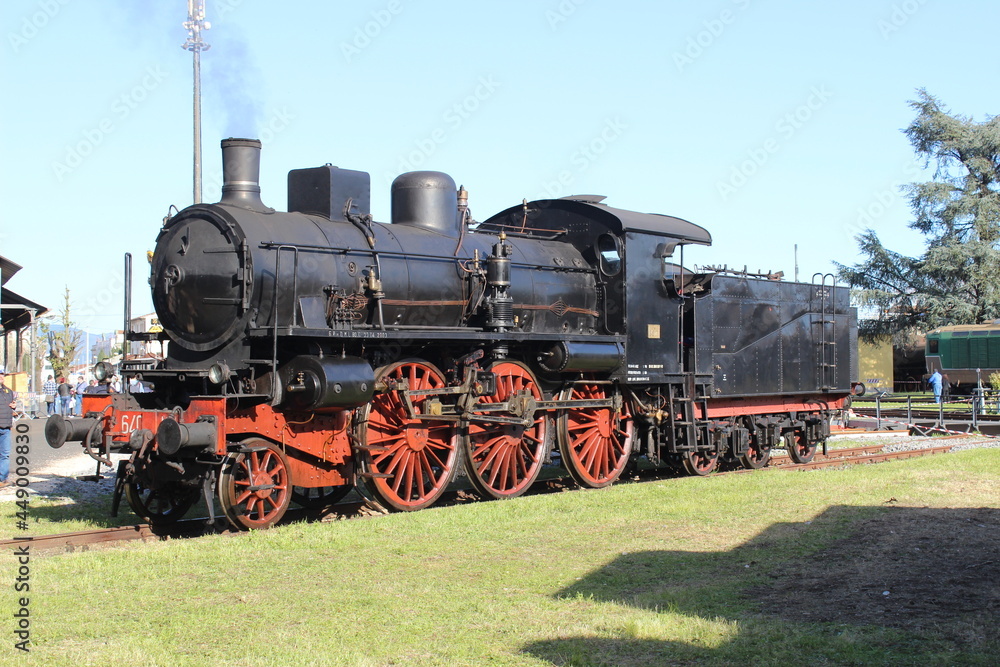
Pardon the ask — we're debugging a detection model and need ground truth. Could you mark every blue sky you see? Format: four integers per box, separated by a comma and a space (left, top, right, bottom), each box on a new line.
2, 0, 998, 333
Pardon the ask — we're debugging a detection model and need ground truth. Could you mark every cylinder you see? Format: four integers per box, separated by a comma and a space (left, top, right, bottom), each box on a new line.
486, 245, 511, 287
44, 415, 99, 449
280, 356, 375, 411
156, 419, 218, 456
538, 341, 625, 373
390, 171, 460, 237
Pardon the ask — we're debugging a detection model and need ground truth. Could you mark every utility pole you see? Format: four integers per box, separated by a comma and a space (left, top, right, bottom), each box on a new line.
183, 0, 210, 204
29, 309, 37, 414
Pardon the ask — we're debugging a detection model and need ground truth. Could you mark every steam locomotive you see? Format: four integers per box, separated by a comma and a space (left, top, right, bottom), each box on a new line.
46, 138, 858, 529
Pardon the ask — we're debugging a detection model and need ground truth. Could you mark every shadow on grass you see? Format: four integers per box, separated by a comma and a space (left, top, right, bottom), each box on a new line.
0, 469, 145, 533
524, 506, 1000, 665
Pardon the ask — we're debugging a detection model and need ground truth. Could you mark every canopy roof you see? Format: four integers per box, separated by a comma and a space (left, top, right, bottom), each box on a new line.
0, 256, 22, 286
481, 196, 712, 245
1, 287, 47, 331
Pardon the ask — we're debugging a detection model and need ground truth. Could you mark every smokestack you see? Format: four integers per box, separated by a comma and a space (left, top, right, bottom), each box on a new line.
220, 137, 269, 211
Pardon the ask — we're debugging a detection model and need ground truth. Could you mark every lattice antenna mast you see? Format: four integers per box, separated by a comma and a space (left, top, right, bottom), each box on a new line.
183, 0, 210, 204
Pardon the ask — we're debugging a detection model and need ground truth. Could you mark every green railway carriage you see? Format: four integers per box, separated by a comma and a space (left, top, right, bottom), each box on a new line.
925, 323, 1000, 386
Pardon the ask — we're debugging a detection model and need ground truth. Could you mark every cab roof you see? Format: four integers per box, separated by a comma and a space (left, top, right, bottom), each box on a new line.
480, 196, 712, 246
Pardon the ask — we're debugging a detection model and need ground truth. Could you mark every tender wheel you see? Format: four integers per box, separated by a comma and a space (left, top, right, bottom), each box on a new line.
355, 360, 459, 511
218, 438, 292, 530
784, 431, 817, 464
681, 449, 719, 476
740, 422, 771, 470
464, 361, 547, 499
291, 485, 353, 509
124, 480, 199, 525
558, 383, 633, 488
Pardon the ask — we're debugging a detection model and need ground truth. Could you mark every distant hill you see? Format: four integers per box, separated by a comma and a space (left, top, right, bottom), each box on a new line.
42, 325, 118, 366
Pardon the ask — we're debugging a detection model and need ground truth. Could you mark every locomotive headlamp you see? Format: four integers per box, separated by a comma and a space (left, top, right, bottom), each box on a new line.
93, 361, 113, 381
208, 362, 231, 385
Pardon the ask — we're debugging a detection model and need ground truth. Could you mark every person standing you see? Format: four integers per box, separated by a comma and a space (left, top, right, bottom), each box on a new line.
0, 368, 15, 489
43, 374, 57, 415
74, 375, 87, 416
928, 369, 943, 404
57, 377, 72, 416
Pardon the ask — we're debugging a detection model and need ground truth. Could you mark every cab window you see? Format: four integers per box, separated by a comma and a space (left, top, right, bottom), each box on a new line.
597, 234, 621, 276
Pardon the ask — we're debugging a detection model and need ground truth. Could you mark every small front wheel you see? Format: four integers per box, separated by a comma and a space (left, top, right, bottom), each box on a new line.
218, 438, 292, 529
784, 431, 817, 464
124, 480, 199, 525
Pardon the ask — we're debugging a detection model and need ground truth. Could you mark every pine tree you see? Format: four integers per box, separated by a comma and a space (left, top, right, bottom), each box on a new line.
838, 90, 1000, 343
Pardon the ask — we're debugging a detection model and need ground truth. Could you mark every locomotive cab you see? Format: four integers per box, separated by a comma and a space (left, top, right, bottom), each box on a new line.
481, 196, 713, 383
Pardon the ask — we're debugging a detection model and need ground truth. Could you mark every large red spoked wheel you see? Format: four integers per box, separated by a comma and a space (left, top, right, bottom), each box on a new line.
681, 449, 720, 476
218, 438, 292, 530
464, 361, 547, 499
558, 383, 633, 488
784, 430, 817, 464
740, 419, 772, 470
355, 360, 459, 511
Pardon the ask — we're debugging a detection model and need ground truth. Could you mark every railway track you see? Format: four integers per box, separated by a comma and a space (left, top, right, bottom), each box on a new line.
0, 440, 961, 553
848, 405, 1000, 436
767, 443, 954, 470
852, 406, 1000, 421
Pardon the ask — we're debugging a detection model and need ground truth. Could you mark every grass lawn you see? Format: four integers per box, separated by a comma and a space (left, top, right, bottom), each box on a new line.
2, 448, 997, 666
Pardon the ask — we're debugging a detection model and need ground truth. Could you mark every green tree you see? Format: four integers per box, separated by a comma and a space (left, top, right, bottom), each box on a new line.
838, 90, 1000, 343
39, 287, 83, 380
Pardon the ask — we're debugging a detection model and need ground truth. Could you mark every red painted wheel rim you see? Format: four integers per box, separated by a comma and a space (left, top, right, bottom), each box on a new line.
466, 361, 546, 498
560, 384, 633, 488
683, 449, 719, 476
786, 431, 817, 464
362, 361, 458, 511
745, 444, 769, 463
741, 428, 771, 469
220, 440, 291, 529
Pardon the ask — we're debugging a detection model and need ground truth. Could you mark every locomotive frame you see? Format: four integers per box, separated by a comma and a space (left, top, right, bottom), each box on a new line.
47, 138, 858, 529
